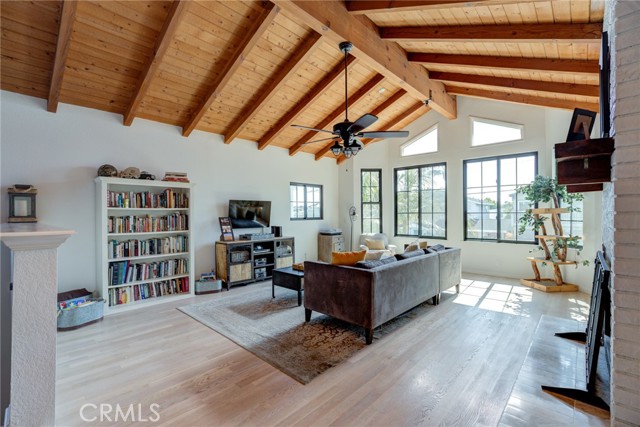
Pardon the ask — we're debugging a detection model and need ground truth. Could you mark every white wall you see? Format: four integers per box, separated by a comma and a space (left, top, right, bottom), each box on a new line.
342, 96, 602, 292
0, 91, 340, 292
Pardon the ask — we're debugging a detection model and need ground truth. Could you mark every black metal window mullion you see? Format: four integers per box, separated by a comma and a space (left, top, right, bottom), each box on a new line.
361, 169, 382, 234
290, 182, 323, 220
464, 152, 537, 243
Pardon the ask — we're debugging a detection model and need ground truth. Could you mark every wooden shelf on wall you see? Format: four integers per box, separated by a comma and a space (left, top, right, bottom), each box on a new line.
554, 137, 614, 191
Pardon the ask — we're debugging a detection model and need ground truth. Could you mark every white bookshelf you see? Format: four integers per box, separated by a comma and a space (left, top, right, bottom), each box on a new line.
95, 177, 194, 313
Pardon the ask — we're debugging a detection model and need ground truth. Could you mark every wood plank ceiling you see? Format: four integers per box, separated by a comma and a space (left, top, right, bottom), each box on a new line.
0, 0, 604, 164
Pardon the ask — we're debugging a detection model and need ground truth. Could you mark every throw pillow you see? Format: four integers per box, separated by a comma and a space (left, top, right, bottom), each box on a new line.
429, 244, 446, 252
395, 249, 425, 260
404, 242, 419, 252
365, 238, 386, 250
364, 250, 385, 261
331, 250, 367, 266
355, 256, 397, 269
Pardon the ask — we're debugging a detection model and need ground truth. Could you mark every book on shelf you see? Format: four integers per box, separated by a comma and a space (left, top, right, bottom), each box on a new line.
163, 171, 189, 183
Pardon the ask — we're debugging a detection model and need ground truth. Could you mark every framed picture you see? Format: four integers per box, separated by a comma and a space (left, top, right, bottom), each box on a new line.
219, 217, 234, 241
566, 108, 597, 142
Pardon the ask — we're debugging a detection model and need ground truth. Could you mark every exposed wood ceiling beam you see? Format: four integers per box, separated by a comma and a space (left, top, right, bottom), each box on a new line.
445, 85, 600, 112
289, 73, 385, 156
315, 88, 408, 160
182, 2, 280, 137
47, 0, 77, 113
124, 0, 188, 126
257, 55, 358, 150
380, 23, 602, 42
430, 72, 599, 97
336, 101, 425, 164
224, 32, 324, 144
346, 0, 548, 14
272, 0, 456, 119
409, 53, 599, 75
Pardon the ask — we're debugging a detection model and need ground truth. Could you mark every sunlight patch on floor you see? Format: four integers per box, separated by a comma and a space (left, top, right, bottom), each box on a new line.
453, 280, 533, 317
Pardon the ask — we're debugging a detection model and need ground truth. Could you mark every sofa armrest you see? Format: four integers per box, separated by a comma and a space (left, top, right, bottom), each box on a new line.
304, 261, 374, 329
386, 244, 397, 255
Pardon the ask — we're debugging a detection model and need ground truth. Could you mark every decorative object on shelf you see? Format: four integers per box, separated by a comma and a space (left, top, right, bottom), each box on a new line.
566, 108, 597, 142
8, 184, 37, 223
119, 166, 140, 179
219, 217, 234, 242
290, 41, 409, 158
139, 171, 156, 180
271, 225, 282, 237
163, 171, 189, 182
517, 175, 586, 292
97, 164, 118, 177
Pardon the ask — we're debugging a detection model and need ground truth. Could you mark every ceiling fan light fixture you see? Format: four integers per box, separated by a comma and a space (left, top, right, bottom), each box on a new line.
330, 140, 343, 156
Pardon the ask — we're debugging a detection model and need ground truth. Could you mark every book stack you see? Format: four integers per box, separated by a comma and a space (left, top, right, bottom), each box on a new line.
163, 171, 189, 183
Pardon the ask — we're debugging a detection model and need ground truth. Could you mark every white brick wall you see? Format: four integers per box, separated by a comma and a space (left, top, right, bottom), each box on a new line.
605, 1, 640, 425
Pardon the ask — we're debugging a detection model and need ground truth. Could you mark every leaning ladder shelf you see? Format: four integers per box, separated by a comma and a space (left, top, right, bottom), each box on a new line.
521, 207, 579, 292
95, 177, 195, 314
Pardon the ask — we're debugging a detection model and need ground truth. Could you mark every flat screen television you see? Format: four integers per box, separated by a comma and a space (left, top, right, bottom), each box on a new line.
228, 200, 271, 229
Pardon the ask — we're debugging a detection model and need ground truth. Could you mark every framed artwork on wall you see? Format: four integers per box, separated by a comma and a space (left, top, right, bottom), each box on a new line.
566, 108, 597, 142
219, 217, 234, 241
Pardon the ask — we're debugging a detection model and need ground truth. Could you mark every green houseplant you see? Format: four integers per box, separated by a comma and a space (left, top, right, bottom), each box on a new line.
517, 175, 586, 290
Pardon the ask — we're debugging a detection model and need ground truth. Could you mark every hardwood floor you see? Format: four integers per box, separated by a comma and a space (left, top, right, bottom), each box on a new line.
56, 275, 610, 426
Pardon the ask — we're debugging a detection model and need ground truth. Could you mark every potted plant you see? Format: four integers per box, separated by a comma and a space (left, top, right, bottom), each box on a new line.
517, 175, 586, 290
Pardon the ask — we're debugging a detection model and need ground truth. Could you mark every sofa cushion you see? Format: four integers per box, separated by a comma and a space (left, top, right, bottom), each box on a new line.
395, 249, 425, 260
365, 238, 386, 250
331, 250, 367, 266
355, 256, 397, 269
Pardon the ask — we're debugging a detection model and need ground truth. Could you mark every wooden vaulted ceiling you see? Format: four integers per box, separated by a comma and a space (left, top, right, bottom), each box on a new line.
1, 1, 604, 164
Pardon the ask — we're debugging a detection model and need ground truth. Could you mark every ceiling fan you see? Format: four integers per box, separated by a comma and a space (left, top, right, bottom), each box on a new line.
292, 41, 409, 158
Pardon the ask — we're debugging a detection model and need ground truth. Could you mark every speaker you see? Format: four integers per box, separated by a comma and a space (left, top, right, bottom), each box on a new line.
271, 226, 282, 237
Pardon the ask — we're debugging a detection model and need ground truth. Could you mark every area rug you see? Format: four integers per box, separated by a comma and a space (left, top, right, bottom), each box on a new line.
178, 283, 437, 384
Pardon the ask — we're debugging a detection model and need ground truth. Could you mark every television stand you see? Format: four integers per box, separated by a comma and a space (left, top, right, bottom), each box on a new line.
215, 236, 294, 290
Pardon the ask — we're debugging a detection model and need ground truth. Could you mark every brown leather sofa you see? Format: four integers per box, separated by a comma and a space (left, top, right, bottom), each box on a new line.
304, 248, 460, 344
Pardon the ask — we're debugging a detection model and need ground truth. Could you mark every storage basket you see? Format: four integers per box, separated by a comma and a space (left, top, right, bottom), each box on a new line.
57, 288, 104, 330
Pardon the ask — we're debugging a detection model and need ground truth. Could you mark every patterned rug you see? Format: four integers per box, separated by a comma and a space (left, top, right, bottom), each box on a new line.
178, 283, 437, 384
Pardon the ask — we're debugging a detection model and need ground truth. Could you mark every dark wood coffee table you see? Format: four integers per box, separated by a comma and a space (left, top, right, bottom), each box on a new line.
272, 267, 304, 306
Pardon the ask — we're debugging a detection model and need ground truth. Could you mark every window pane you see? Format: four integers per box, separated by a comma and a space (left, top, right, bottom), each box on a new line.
408, 214, 419, 236
433, 189, 446, 213
472, 117, 523, 146
500, 158, 516, 186
467, 162, 481, 188
482, 160, 497, 187
363, 219, 372, 234
397, 213, 408, 234
397, 170, 407, 191
517, 156, 536, 184
482, 213, 495, 239
501, 213, 517, 240
402, 124, 437, 156
421, 213, 433, 236
466, 213, 481, 238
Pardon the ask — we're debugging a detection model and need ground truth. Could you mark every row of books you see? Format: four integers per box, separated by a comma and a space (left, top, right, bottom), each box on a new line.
109, 258, 189, 286
107, 189, 189, 209
108, 235, 189, 259
108, 277, 190, 306
108, 213, 189, 234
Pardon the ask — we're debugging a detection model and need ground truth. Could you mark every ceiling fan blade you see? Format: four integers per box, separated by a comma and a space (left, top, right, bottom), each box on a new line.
359, 130, 409, 139
302, 137, 339, 145
348, 114, 378, 133
291, 124, 334, 134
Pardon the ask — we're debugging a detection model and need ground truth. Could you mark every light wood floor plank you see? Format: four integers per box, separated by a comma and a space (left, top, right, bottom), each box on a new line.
56, 274, 610, 426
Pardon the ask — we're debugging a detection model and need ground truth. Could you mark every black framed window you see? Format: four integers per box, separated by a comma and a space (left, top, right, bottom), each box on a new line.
464, 152, 537, 242
560, 197, 584, 247
290, 183, 322, 220
394, 163, 446, 239
361, 169, 382, 234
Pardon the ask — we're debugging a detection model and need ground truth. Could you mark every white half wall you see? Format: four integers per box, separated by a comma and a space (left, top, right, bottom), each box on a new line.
0, 91, 340, 292
343, 96, 602, 293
